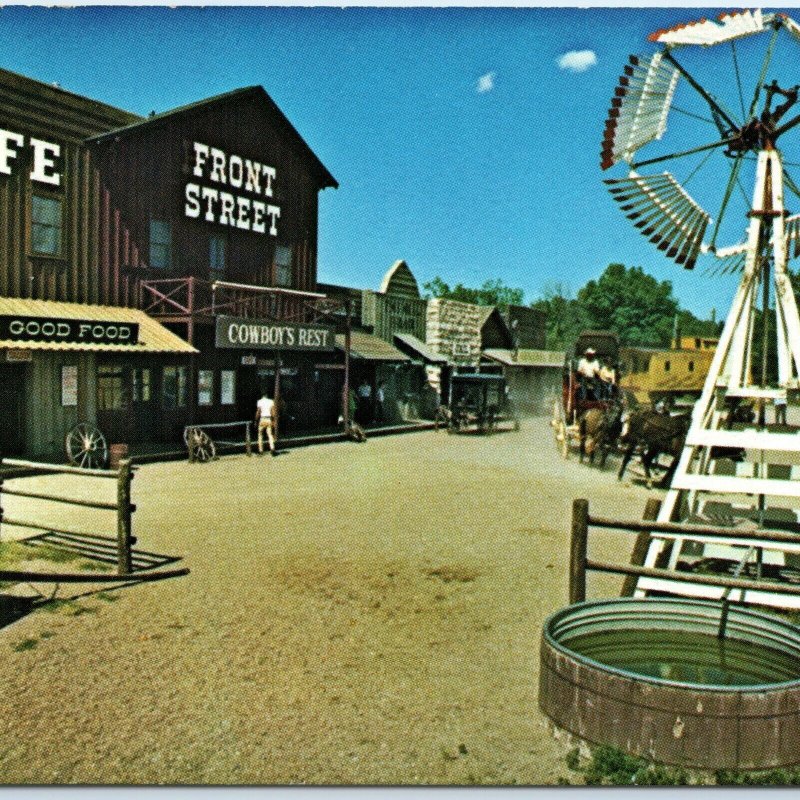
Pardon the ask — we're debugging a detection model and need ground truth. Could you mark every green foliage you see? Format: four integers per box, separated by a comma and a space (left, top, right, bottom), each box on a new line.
716, 768, 800, 785
576, 263, 679, 348
531, 282, 587, 351
422, 276, 524, 307
572, 745, 690, 786
12, 638, 38, 652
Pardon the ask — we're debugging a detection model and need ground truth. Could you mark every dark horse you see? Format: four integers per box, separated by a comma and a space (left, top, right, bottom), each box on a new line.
579, 399, 625, 467
617, 409, 690, 488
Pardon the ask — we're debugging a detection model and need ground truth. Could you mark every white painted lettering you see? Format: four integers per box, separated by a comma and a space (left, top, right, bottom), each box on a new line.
285, 327, 295, 346
192, 142, 209, 178
29, 138, 61, 186
219, 192, 236, 226
266, 204, 280, 236
56, 322, 70, 337
244, 160, 261, 193
228, 323, 239, 344
118, 326, 131, 341
251, 201, 266, 234
201, 187, 219, 223
79, 324, 92, 339
0, 130, 23, 176
236, 196, 251, 230
210, 148, 227, 183
9, 320, 23, 335
184, 183, 201, 218
262, 166, 276, 197
229, 155, 243, 188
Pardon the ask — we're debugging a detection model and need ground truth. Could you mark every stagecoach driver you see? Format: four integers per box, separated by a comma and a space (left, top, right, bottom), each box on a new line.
255, 391, 277, 457
577, 347, 601, 400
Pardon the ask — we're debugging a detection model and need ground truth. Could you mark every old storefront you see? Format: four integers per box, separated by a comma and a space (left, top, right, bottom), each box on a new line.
0, 68, 199, 458
86, 85, 339, 437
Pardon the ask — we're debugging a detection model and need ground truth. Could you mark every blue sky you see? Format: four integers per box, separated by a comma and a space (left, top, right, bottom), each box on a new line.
3, 6, 800, 319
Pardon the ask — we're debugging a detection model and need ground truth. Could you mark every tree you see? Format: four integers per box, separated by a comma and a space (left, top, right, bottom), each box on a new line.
422, 276, 524, 308
530, 282, 587, 351
576, 263, 679, 348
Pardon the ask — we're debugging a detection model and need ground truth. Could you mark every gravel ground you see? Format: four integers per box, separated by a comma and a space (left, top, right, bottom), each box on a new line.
0, 418, 658, 785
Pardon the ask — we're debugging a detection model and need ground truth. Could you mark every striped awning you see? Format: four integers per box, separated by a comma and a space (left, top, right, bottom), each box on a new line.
0, 297, 197, 354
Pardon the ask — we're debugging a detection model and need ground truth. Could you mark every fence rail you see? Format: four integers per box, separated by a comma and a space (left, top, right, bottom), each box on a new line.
0, 457, 137, 575
569, 497, 800, 605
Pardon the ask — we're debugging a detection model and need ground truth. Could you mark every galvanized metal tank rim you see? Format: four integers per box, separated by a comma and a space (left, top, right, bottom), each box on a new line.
543, 596, 800, 692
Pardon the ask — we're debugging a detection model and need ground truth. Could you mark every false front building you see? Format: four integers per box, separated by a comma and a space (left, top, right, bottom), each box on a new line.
0, 68, 338, 459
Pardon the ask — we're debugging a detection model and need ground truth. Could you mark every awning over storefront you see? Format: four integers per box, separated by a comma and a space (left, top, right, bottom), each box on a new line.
335, 331, 410, 362
393, 332, 449, 365
482, 348, 564, 367
0, 297, 198, 353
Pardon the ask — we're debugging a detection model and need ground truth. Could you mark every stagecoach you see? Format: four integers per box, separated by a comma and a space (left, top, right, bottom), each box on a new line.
437, 373, 519, 434
552, 330, 620, 458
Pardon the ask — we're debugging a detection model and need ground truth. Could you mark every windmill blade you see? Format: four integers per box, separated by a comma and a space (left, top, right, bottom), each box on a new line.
648, 10, 770, 47
605, 172, 710, 269
600, 53, 679, 170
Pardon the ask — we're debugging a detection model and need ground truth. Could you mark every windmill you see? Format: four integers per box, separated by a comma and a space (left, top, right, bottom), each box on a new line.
602, 10, 800, 608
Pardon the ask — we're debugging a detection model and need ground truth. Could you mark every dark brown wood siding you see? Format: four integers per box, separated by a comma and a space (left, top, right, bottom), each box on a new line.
91, 92, 328, 307
0, 68, 140, 304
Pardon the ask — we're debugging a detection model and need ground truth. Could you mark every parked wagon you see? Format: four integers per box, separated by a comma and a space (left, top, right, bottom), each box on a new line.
438, 373, 519, 434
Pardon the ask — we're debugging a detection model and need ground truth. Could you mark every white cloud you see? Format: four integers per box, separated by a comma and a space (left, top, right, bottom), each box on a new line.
557, 50, 598, 73
476, 72, 496, 93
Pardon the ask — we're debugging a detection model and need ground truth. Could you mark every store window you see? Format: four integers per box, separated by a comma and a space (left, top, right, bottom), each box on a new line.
210, 234, 226, 281
163, 366, 188, 408
149, 220, 172, 269
132, 368, 152, 402
688, 361, 695, 372
220, 370, 236, 405
31, 195, 63, 256
198, 370, 214, 406
97, 365, 126, 411
664, 360, 671, 372
275, 244, 292, 287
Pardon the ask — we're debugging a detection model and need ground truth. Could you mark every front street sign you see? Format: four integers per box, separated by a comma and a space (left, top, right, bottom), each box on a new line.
215, 315, 335, 351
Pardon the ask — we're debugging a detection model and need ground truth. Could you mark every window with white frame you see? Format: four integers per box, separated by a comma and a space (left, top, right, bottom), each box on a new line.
31, 195, 63, 256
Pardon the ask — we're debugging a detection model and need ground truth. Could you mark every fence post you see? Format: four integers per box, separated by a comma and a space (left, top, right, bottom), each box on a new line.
569, 498, 589, 604
622, 497, 662, 596
245, 422, 252, 456
116, 458, 133, 575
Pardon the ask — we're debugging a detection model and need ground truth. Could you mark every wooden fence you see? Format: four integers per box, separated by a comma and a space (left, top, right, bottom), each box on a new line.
569, 497, 800, 604
0, 457, 188, 583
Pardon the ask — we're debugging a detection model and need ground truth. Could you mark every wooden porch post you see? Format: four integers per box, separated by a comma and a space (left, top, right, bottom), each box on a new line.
569, 499, 589, 604
343, 299, 352, 427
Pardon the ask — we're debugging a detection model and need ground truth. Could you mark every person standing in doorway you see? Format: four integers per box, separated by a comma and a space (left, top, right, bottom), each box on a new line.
375, 381, 386, 424
357, 379, 372, 425
255, 391, 276, 456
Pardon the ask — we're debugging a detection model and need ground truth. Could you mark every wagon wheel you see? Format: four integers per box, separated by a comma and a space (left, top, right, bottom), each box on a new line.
65, 423, 109, 469
188, 427, 216, 463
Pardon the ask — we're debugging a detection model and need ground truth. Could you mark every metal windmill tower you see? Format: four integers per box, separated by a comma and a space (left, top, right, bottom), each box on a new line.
603, 10, 800, 607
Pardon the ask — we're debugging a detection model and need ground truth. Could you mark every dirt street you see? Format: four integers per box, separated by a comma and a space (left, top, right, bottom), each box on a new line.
0, 419, 658, 784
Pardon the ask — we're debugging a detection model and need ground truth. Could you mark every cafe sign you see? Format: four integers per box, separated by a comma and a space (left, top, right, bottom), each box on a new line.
216, 315, 334, 351
0, 316, 139, 345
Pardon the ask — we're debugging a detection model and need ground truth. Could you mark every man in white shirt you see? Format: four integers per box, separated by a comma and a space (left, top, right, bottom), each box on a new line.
577, 348, 600, 400
255, 391, 276, 456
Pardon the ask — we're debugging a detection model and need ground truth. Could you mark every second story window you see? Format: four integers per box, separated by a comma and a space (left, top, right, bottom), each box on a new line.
275, 244, 292, 287
149, 220, 172, 269
31, 195, 63, 256
210, 234, 226, 280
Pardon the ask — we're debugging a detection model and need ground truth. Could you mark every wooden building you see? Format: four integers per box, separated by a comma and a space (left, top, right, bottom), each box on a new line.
87, 86, 339, 438
0, 68, 339, 457
0, 68, 196, 458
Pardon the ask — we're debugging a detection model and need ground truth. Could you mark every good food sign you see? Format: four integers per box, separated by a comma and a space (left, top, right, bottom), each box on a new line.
0, 316, 139, 345
215, 316, 334, 351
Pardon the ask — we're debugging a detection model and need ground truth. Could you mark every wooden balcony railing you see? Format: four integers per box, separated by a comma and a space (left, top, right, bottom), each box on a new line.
139, 277, 326, 323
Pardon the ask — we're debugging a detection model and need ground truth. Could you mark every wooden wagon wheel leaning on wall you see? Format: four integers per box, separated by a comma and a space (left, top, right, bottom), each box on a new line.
183, 426, 217, 463
65, 422, 109, 469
